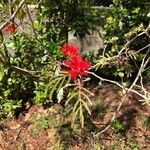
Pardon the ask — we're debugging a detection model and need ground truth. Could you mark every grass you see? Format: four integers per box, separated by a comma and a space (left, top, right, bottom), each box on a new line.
140, 114, 150, 129
30, 113, 63, 135
112, 119, 126, 133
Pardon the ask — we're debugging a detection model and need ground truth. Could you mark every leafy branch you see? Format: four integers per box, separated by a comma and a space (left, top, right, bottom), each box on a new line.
64, 79, 93, 128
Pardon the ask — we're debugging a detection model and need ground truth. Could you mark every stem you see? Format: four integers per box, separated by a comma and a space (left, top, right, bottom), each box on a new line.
0, 0, 25, 31
78, 78, 84, 128
94, 96, 126, 137
86, 71, 147, 99
24, 0, 38, 39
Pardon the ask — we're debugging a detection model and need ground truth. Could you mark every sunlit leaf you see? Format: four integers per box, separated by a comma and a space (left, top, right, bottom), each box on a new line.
0, 64, 4, 81
81, 91, 92, 105
72, 107, 80, 126
65, 92, 78, 106
57, 87, 64, 103
72, 100, 80, 113
79, 105, 84, 128
81, 99, 91, 115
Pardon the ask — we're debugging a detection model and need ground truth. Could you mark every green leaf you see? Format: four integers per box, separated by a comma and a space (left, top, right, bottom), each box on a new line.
46, 76, 62, 91
72, 100, 80, 113
0, 64, 4, 81
72, 107, 80, 126
57, 75, 66, 92
79, 105, 84, 128
17, 8, 26, 19
49, 78, 62, 100
81, 99, 91, 115
65, 92, 78, 106
33, 21, 41, 30
118, 72, 124, 77
81, 91, 92, 105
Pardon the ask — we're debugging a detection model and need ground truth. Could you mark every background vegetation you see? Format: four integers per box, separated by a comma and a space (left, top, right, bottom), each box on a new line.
0, 0, 150, 149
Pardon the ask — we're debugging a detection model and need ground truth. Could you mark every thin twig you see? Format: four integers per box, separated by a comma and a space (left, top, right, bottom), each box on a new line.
24, 0, 38, 38
8, 0, 13, 17
86, 71, 124, 89
0, 0, 25, 31
136, 44, 150, 53
0, 51, 40, 79
86, 71, 147, 99
129, 48, 150, 90
144, 66, 150, 72
0, 32, 10, 63
94, 96, 126, 137
11, 65, 40, 79
118, 25, 150, 55
140, 75, 149, 96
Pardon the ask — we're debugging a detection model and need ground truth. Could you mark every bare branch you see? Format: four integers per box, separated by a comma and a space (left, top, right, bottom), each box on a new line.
86, 71, 124, 89
10, 65, 40, 79
8, 0, 13, 17
94, 96, 126, 137
129, 48, 150, 90
0, 53, 40, 79
136, 44, 150, 53
0, 0, 25, 31
86, 71, 147, 99
24, 0, 38, 38
118, 25, 150, 55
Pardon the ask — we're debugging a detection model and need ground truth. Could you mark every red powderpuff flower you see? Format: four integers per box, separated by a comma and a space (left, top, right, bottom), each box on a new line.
63, 55, 91, 79
3, 23, 17, 34
61, 44, 79, 58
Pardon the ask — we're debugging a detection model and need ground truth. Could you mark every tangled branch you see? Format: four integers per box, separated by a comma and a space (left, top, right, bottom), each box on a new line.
0, 0, 25, 31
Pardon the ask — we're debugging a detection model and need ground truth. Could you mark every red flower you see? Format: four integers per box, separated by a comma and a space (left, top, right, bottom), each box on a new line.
3, 23, 17, 34
63, 55, 91, 79
61, 44, 79, 58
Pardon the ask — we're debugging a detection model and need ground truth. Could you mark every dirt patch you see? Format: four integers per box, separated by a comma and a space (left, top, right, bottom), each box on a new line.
0, 84, 150, 150
0, 106, 52, 150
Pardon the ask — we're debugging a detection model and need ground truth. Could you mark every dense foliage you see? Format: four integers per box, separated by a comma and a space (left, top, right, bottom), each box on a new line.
96, 0, 150, 78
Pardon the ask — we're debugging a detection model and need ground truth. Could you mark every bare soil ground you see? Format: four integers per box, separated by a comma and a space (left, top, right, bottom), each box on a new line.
0, 84, 150, 150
